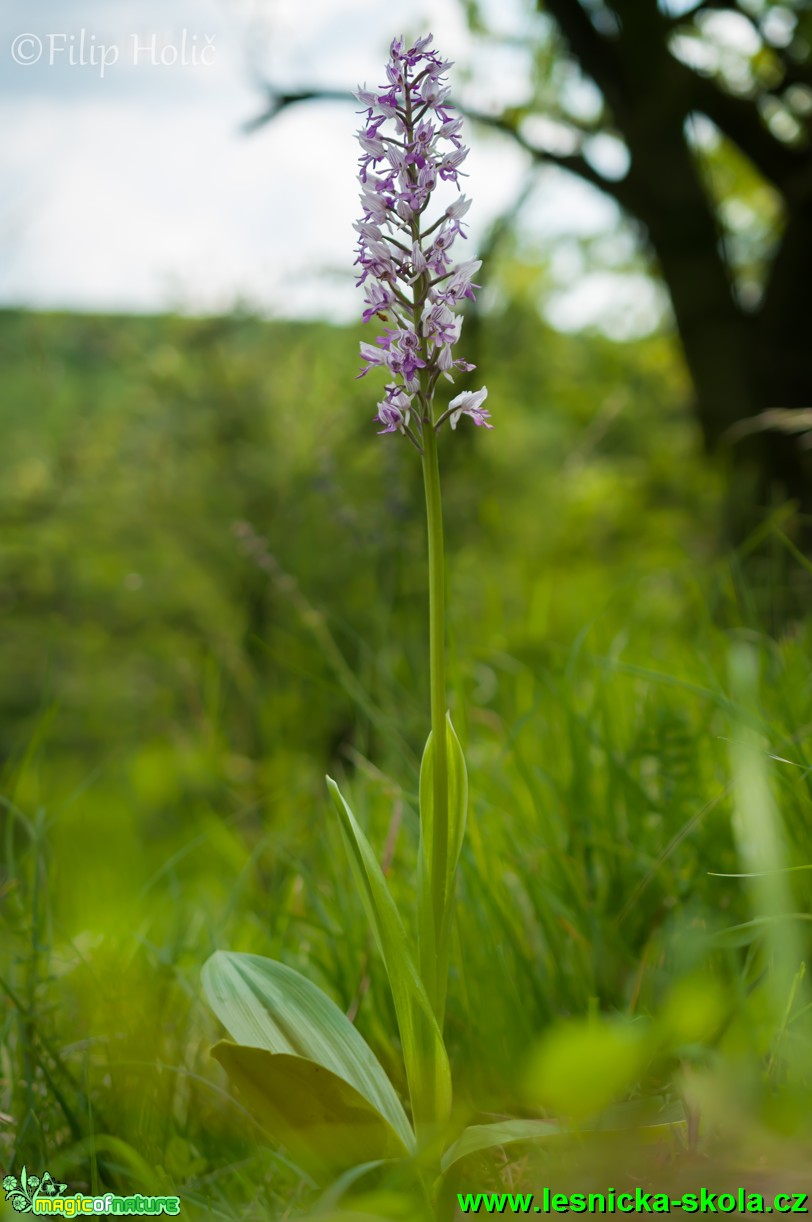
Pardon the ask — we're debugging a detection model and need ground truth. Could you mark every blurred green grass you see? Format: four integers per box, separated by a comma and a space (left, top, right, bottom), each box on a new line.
1, 304, 811, 1216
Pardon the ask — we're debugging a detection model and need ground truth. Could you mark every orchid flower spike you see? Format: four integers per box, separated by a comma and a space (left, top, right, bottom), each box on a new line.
354, 34, 490, 446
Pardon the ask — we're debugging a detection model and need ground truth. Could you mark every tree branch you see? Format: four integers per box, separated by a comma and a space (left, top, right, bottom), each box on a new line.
663, 2, 812, 182
243, 83, 640, 212
243, 87, 357, 134
538, 0, 629, 116
664, 0, 740, 31
684, 68, 811, 199
465, 108, 639, 211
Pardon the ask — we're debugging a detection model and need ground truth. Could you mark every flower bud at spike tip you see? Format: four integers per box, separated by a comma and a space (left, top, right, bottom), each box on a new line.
354, 34, 489, 442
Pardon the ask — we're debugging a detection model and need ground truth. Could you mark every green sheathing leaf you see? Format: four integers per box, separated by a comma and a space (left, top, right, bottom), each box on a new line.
202, 950, 414, 1154
327, 777, 452, 1136
211, 1044, 410, 1175
418, 713, 468, 1020
442, 1099, 686, 1173
441, 1118, 563, 1172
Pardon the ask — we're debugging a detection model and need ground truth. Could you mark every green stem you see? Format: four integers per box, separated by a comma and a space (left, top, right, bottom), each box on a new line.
403, 54, 450, 1034
421, 422, 449, 1022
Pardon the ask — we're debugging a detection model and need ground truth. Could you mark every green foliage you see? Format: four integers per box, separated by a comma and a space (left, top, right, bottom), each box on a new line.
524, 1017, 653, 1122
2, 305, 812, 1215
440, 1120, 562, 1175
328, 778, 452, 1137
210, 1045, 408, 1175
201, 952, 413, 1157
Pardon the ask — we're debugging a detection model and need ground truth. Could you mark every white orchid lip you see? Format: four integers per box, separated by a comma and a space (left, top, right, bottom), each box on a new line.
446, 387, 491, 430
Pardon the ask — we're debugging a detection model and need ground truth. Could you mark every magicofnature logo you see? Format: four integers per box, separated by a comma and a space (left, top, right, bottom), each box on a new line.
3, 1168, 67, 1212
2, 1167, 181, 1214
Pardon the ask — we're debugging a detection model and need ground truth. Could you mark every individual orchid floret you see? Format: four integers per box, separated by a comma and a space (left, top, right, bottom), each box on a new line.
356, 342, 388, 378
436, 259, 482, 305
354, 33, 490, 446
375, 385, 415, 437
362, 281, 395, 323
439, 388, 492, 431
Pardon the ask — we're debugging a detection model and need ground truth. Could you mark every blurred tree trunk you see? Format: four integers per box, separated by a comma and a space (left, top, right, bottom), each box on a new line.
534, 0, 812, 537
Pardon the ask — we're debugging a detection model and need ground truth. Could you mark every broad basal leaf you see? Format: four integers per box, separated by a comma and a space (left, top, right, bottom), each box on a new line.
202, 950, 414, 1154
327, 777, 452, 1136
211, 1043, 410, 1175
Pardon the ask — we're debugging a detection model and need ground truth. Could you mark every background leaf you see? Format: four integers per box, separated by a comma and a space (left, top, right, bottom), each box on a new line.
524, 1017, 653, 1122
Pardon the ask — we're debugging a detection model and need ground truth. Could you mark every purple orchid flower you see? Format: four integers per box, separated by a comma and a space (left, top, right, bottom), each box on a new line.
354, 34, 490, 446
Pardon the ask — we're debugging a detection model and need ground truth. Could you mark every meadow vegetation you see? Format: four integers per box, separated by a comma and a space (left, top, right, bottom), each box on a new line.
2, 300, 811, 1217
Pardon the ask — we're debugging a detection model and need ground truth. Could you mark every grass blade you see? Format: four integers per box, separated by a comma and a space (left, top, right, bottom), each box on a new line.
327, 777, 452, 1138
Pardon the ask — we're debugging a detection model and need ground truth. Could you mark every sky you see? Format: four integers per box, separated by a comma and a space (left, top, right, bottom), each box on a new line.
0, 0, 664, 334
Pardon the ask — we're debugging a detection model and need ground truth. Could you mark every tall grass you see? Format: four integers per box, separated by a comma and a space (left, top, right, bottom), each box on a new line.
1, 307, 811, 1214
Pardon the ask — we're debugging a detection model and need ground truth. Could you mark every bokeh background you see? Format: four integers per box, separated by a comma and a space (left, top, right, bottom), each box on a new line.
2, 1, 812, 1216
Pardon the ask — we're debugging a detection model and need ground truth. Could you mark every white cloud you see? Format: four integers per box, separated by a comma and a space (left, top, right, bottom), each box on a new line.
0, 0, 626, 323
